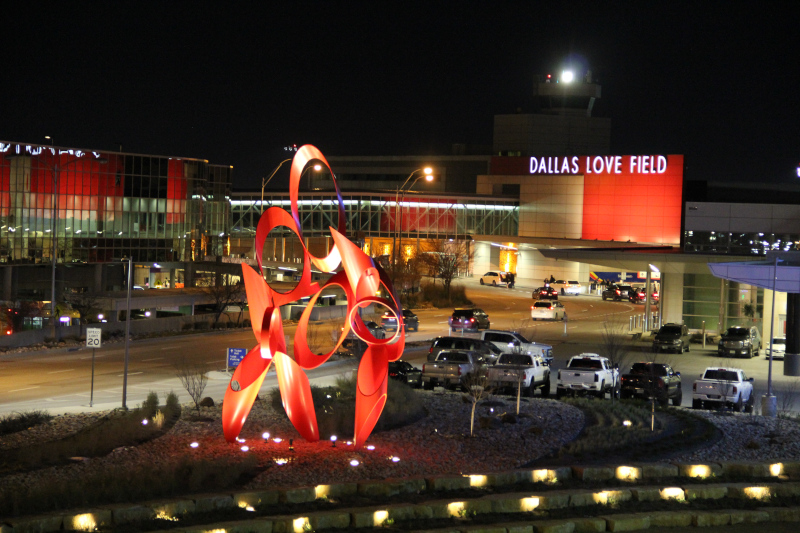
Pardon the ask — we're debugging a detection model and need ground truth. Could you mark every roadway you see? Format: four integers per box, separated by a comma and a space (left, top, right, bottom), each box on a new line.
0, 280, 797, 414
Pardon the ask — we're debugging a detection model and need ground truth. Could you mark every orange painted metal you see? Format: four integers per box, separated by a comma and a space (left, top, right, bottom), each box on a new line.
222, 145, 404, 448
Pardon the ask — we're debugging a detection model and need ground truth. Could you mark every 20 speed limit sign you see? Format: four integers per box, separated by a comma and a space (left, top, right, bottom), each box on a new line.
86, 328, 102, 348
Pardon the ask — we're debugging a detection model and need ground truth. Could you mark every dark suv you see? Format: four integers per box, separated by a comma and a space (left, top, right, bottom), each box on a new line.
428, 336, 503, 363
653, 323, 691, 353
448, 308, 490, 332
719, 326, 762, 358
602, 284, 634, 301
381, 309, 419, 332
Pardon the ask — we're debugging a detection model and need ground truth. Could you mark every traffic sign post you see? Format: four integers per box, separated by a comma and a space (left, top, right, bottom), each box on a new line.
86, 328, 102, 407
226, 347, 247, 371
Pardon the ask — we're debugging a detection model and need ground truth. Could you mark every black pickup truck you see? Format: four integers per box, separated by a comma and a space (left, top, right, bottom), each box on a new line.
620, 362, 682, 406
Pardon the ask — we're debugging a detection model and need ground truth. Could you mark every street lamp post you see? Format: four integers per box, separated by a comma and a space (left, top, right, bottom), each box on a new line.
261, 159, 292, 214
392, 168, 433, 269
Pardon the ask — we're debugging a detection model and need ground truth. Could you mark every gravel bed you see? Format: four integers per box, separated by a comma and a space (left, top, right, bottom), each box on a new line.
672, 410, 800, 463
0, 392, 583, 492
0, 411, 108, 451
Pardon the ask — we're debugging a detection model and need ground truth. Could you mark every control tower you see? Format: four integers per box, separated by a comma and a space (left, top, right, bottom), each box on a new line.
493, 70, 611, 156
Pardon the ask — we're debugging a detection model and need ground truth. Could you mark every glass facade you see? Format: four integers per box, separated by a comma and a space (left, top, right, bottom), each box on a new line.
682, 273, 763, 331
229, 192, 519, 257
0, 142, 231, 264
684, 230, 800, 256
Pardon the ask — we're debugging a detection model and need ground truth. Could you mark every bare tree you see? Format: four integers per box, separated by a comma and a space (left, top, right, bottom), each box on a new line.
175, 360, 208, 413
598, 318, 634, 401
201, 276, 245, 323
418, 239, 474, 299
62, 291, 103, 324
462, 361, 494, 436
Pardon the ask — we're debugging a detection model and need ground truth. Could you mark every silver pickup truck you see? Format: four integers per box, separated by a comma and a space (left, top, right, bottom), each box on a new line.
692, 367, 755, 412
421, 350, 484, 390
556, 353, 620, 399
487, 353, 550, 397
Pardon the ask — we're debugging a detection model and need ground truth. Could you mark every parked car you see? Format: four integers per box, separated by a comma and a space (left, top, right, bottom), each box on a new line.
388, 360, 422, 388
531, 300, 567, 321
718, 326, 762, 358
549, 280, 582, 295
479, 330, 553, 365
487, 353, 551, 397
422, 350, 485, 390
620, 362, 682, 406
629, 288, 659, 304
428, 336, 503, 363
652, 323, 691, 353
381, 308, 419, 332
765, 337, 786, 360
479, 271, 507, 286
448, 308, 490, 331
532, 286, 559, 300
692, 367, 755, 412
556, 354, 620, 398
342, 320, 386, 352
602, 284, 634, 301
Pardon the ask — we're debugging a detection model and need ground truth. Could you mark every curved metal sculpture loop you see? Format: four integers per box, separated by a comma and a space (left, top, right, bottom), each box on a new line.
222, 145, 405, 447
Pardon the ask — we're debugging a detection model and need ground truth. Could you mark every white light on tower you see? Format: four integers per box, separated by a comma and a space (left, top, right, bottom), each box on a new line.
561, 70, 574, 83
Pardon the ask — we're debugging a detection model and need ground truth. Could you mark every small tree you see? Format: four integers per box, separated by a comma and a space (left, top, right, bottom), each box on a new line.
462, 361, 494, 436
62, 291, 103, 324
599, 318, 634, 401
175, 360, 208, 413
201, 275, 245, 323
419, 239, 474, 300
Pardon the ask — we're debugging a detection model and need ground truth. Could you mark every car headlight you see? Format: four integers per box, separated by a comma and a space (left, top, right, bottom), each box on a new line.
743, 339, 751, 345
672, 339, 681, 344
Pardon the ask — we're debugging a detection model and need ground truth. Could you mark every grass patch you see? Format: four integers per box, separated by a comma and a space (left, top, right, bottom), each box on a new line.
0, 404, 180, 475
0, 410, 52, 437
0, 455, 258, 518
270, 371, 426, 438
530, 398, 718, 465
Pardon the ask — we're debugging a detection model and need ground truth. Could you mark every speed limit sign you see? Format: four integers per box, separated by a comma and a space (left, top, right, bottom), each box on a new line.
86, 328, 102, 348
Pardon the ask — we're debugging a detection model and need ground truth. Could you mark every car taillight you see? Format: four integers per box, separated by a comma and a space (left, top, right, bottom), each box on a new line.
422, 364, 427, 372
657, 380, 665, 388
470, 318, 475, 322
429, 346, 433, 353
548, 305, 553, 310
733, 386, 738, 394
693, 383, 697, 391
616, 289, 620, 295
389, 372, 397, 377
458, 367, 463, 375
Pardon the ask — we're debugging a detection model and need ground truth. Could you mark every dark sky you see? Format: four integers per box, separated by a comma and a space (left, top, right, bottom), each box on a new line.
2, 2, 798, 190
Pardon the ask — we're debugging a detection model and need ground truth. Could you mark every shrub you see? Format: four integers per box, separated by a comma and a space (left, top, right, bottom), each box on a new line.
0, 410, 53, 437
142, 391, 160, 418
181, 323, 194, 331
421, 283, 472, 308
165, 391, 180, 413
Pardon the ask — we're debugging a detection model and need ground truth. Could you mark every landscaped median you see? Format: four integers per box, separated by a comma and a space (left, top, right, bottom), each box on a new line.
5, 461, 800, 532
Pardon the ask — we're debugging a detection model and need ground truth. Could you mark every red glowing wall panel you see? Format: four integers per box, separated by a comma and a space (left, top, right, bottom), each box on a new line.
581, 155, 683, 243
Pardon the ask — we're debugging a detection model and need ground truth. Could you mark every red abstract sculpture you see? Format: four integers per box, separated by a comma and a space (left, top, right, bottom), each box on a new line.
222, 145, 405, 447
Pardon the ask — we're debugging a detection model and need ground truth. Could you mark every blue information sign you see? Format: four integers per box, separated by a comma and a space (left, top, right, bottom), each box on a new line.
227, 347, 247, 369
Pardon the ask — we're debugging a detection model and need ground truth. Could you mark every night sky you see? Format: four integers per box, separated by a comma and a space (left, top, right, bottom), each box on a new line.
2, 2, 798, 190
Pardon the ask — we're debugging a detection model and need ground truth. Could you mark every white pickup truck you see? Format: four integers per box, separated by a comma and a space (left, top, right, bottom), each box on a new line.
692, 367, 755, 412
480, 330, 554, 365
421, 350, 484, 390
487, 353, 551, 397
556, 353, 620, 399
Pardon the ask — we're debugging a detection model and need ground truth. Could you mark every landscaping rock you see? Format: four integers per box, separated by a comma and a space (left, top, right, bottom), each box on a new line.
760, 506, 800, 522
426, 474, 471, 491
5, 514, 64, 533
571, 517, 606, 533
571, 465, 614, 481
193, 494, 234, 513
639, 462, 679, 478
234, 490, 280, 508
280, 486, 316, 504
307, 510, 350, 530
106, 504, 156, 525
683, 483, 728, 500
532, 519, 576, 533
601, 513, 650, 531
479, 416, 502, 429
729, 509, 771, 524
501, 412, 517, 424
199, 397, 215, 407
648, 510, 693, 527
693, 510, 731, 527
719, 460, 771, 477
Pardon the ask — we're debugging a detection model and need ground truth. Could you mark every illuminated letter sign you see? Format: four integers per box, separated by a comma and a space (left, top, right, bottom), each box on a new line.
528, 155, 669, 176
222, 145, 405, 448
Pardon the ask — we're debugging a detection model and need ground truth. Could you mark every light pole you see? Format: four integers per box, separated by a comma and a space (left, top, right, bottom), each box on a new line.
261, 159, 292, 214
392, 167, 433, 268
5, 152, 107, 340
